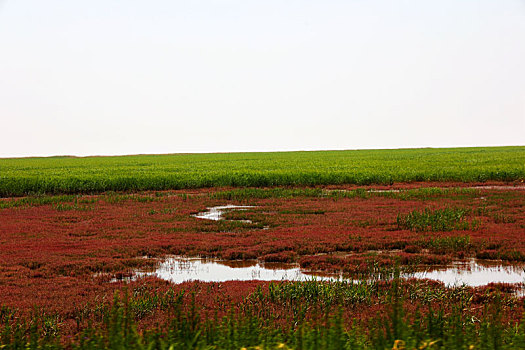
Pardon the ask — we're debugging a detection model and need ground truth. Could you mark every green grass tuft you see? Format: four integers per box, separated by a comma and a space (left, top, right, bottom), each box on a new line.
397, 208, 479, 232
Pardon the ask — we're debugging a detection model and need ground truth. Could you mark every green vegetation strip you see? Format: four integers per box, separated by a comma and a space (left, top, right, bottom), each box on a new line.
0, 187, 478, 209
211, 187, 478, 201
1, 146, 524, 196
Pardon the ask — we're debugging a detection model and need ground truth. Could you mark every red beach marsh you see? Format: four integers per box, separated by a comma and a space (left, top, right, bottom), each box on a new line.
1, 183, 524, 330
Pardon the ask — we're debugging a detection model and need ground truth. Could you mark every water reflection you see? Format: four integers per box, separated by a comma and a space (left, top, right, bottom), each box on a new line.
407, 259, 525, 287
142, 257, 338, 284
140, 256, 525, 288
192, 205, 255, 222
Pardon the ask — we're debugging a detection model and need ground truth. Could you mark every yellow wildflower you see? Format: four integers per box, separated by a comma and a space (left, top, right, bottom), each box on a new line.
393, 339, 406, 350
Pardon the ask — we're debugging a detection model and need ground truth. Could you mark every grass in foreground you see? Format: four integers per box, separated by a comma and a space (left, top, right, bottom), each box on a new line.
1, 278, 524, 349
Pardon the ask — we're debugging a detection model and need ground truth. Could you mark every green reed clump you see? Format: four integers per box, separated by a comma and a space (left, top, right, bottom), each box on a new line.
422, 235, 472, 254
397, 208, 478, 232
129, 287, 185, 320
256, 279, 378, 308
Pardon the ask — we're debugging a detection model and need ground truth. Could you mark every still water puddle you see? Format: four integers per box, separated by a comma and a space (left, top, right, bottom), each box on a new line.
407, 259, 525, 287
140, 257, 337, 284
136, 256, 525, 288
193, 205, 255, 223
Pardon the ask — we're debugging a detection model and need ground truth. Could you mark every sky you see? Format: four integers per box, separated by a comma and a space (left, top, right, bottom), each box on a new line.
0, 0, 524, 157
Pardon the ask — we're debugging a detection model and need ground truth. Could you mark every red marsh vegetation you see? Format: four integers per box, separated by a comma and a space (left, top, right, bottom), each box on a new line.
0, 183, 524, 333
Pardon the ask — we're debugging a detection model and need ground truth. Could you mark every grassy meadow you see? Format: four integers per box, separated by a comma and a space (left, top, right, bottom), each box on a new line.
1, 146, 524, 196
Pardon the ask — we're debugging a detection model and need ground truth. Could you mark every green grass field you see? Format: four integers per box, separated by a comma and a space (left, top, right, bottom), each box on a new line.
1, 146, 524, 197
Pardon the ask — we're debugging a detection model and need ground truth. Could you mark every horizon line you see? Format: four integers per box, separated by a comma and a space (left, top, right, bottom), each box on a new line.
1, 144, 524, 160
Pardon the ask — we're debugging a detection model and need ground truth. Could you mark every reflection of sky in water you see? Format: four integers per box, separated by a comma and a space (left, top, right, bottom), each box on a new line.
143, 257, 525, 288
192, 205, 255, 222
140, 203, 525, 288
144, 258, 337, 284
405, 260, 525, 287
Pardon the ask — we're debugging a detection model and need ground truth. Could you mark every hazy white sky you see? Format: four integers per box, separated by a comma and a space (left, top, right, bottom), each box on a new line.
1, 0, 524, 157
